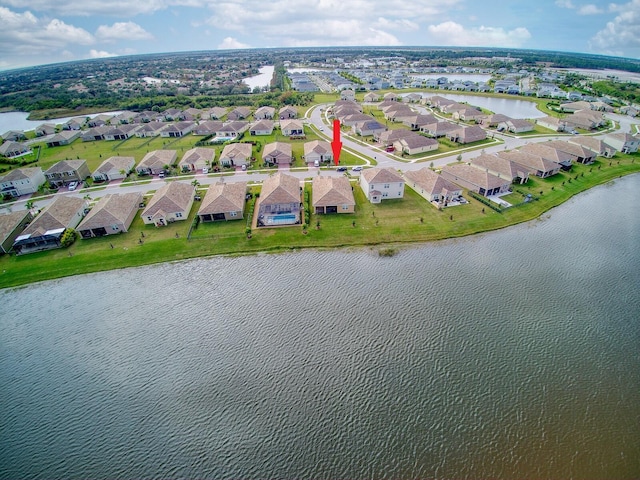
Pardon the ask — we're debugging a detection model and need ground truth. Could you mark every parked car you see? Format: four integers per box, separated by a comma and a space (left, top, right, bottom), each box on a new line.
67, 181, 78, 191
336, 166, 347, 172
351, 166, 363, 172
202, 167, 209, 174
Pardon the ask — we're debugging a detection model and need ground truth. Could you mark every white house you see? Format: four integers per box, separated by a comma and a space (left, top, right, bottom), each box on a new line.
359, 167, 405, 204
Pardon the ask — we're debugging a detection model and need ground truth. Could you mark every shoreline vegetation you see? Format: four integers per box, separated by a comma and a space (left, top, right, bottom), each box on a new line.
1, 157, 638, 290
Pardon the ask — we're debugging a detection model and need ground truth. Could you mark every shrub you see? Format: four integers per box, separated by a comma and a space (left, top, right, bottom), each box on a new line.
60, 228, 77, 248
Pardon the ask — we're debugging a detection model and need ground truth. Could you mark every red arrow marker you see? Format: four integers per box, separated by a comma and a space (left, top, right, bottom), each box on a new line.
331, 119, 342, 166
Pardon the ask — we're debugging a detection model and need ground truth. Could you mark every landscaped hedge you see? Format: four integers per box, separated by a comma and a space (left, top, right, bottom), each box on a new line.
467, 191, 503, 213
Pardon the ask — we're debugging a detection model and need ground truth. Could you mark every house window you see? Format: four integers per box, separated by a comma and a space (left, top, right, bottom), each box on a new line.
384, 184, 390, 188
175, 212, 183, 218
342, 205, 349, 210
230, 211, 237, 217
383, 192, 388, 197
147, 216, 152, 221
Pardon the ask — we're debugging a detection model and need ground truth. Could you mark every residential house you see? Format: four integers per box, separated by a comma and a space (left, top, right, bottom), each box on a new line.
536, 116, 567, 132
192, 121, 223, 136
183, 108, 203, 120
87, 114, 113, 127
81, 126, 110, 142
262, 142, 293, 166
401, 114, 438, 131
440, 163, 511, 197
35, 123, 56, 137
0, 210, 32, 253
605, 133, 640, 153
0, 167, 45, 197
520, 143, 573, 169
480, 114, 512, 128
497, 150, 561, 178
141, 182, 195, 227
256, 172, 301, 226
376, 128, 414, 146
363, 92, 379, 102
113, 111, 137, 124
254, 106, 275, 120
498, 119, 534, 134
278, 106, 298, 119
197, 181, 247, 222
559, 101, 593, 113
77, 192, 143, 238
312, 175, 355, 214
227, 106, 252, 121
619, 105, 639, 117
470, 153, 529, 184
179, 147, 214, 173
2, 130, 26, 141
12, 196, 87, 254
62, 117, 86, 130
447, 125, 487, 144
394, 134, 439, 155
280, 119, 305, 137
92, 156, 135, 182
340, 89, 356, 101
383, 104, 414, 122
451, 107, 485, 123
403, 167, 462, 207
543, 140, 597, 164
46, 130, 81, 147
207, 107, 228, 120
353, 120, 387, 137
104, 125, 139, 141
136, 150, 177, 176
219, 143, 252, 168
44, 159, 91, 187
0, 141, 31, 158
569, 137, 616, 158
161, 108, 185, 122
402, 93, 422, 103
249, 120, 275, 136
340, 113, 374, 126
215, 121, 249, 140
160, 121, 196, 138
383, 92, 398, 102
134, 122, 165, 137
303, 140, 333, 165
420, 121, 460, 138
360, 167, 404, 203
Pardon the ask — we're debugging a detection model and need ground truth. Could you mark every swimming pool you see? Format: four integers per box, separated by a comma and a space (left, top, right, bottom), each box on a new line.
265, 213, 297, 225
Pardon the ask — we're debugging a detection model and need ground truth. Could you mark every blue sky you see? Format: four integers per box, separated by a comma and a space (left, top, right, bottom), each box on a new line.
1, 0, 639, 71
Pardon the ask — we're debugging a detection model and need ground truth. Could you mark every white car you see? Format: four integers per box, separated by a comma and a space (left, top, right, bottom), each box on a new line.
202, 167, 209, 174
351, 166, 363, 172
67, 181, 78, 191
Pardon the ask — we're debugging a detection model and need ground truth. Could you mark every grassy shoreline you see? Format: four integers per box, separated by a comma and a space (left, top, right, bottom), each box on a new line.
1, 157, 638, 290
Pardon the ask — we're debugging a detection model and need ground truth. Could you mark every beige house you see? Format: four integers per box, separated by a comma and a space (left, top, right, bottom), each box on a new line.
469, 153, 529, 184
141, 181, 195, 227
256, 173, 301, 227
249, 120, 275, 136
136, 150, 177, 176
0, 210, 32, 254
0, 167, 46, 197
92, 156, 135, 182
262, 142, 293, 166
441, 163, 510, 197
447, 125, 487, 144
12, 196, 87, 254
179, 147, 214, 173
254, 106, 275, 120
278, 106, 298, 119
219, 143, 252, 168
605, 133, 640, 153
44, 160, 91, 187
394, 134, 438, 155
303, 140, 333, 165
403, 168, 462, 206
312, 176, 355, 214
360, 167, 405, 204
497, 150, 561, 178
0, 141, 31, 158
197, 181, 247, 222
280, 119, 304, 136
77, 192, 143, 238
544, 140, 597, 164
569, 137, 616, 158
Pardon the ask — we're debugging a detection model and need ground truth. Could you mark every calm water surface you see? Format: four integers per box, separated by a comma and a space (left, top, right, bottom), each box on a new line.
1, 176, 639, 479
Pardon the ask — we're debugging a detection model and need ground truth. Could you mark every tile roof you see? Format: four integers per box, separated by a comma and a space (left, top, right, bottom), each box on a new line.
260, 173, 300, 205
403, 167, 461, 196
142, 181, 195, 217
77, 193, 142, 231
361, 167, 404, 184
312, 176, 355, 207
21, 196, 86, 236
198, 181, 247, 215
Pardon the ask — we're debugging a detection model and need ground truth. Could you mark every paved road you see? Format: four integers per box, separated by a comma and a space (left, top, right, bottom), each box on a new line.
4, 101, 633, 214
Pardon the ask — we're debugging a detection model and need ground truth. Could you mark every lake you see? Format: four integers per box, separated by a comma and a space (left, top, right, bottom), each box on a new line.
1, 174, 639, 479
419, 92, 545, 118
411, 73, 492, 84
243, 65, 275, 91
0, 111, 123, 134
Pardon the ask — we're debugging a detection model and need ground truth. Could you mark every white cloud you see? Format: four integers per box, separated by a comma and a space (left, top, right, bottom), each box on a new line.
427, 21, 531, 48
555, 0, 575, 7
89, 49, 118, 58
96, 22, 153, 42
0, 0, 205, 16
578, 4, 604, 14
217, 37, 250, 49
589, 0, 640, 56
0, 7, 94, 56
